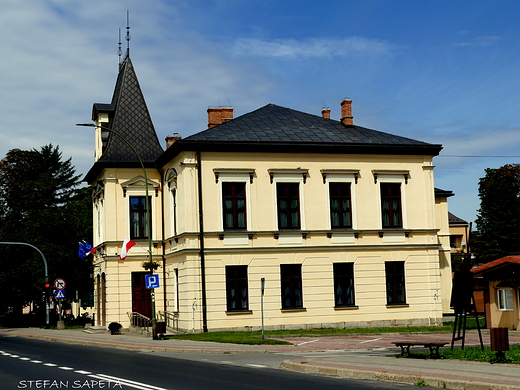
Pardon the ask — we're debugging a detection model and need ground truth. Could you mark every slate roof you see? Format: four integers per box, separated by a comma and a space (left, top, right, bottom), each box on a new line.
85, 57, 164, 183
158, 104, 442, 165
448, 212, 468, 225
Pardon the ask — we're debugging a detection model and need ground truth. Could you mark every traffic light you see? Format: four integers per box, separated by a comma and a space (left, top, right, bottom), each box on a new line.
44, 282, 51, 289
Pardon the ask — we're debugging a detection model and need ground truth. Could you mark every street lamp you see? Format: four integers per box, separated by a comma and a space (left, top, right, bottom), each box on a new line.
77, 123, 158, 339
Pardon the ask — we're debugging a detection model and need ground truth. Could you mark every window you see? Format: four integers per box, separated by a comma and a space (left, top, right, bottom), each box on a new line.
385, 261, 406, 305
381, 183, 402, 228
497, 288, 514, 311
226, 266, 249, 311
280, 264, 303, 309
223, 182, 246, 230
277, 183, 300, 229
130, 196, 151, 239
330, 183, 352, 228
334, 263, 355, 307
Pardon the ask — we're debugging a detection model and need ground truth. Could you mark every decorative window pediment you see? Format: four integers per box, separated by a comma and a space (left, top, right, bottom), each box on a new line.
372, 170, 410, 184
213, 168, 255, 184
120, 176, 160, 197
321, 169, 360, 184
92, 181, 104, 201
165, 168, 178, 190
268, 168, 308, 184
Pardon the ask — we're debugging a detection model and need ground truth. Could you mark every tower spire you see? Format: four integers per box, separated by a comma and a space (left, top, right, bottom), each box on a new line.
126, 10, 131, 59
118, 27, 122, 66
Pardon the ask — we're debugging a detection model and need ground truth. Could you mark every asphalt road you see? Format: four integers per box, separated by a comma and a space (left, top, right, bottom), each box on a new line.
0, 333, 430, 390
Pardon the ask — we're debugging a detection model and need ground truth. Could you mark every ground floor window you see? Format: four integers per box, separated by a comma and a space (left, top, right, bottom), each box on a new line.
334, 263, 355, 307
385, 261, 406, 305
497, 288, 514, 311
226, 265, 249, 311
280, 264, 303, 309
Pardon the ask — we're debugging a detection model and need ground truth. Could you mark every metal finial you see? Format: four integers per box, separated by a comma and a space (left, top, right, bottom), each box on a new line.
118, 28, 122, 65
126, 10, 131, 58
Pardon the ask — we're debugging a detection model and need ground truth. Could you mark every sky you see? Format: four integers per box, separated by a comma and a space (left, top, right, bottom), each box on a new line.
2, 0, 520, 226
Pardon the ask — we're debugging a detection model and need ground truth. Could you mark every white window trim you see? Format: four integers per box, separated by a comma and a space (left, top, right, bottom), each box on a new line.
497, 288, 514, 311
376, 175, 408, 229
271, 171, 306, 231
126, 187, 156, 240
324, 174, 358, 230
216, 170, 253, 231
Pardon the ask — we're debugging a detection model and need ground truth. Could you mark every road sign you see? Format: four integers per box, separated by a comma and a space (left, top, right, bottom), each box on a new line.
54, 278, 66, 290
55, 290, 65, 299
145, 274, 160, 289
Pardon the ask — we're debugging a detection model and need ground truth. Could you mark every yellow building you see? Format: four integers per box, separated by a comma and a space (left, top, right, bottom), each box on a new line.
84, 55, 453, 332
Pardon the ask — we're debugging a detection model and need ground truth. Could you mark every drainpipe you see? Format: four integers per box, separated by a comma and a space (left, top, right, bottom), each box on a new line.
159, 167, 167, 313
196, 151, 208, 332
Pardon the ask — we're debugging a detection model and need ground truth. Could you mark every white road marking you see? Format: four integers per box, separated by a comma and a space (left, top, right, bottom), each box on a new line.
30, 360, 42, 363
19, 357, 30, 360
75, 370, 92, 374
44, 363, 57, 366
91, 373, 168, 390
296, 339, 318, 346
359, 338, 383, 344
58, 366, 74, 370
246, 363, 267, 368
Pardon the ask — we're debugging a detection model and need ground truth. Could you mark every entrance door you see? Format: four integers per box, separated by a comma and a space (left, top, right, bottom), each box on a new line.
132, 272, 152, 318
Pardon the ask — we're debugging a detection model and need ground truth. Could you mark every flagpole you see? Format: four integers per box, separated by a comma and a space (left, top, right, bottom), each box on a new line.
77, 123, 158, 340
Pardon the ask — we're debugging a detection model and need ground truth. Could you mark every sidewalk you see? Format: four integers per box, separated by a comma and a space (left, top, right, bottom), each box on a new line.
2, 327, 520, 390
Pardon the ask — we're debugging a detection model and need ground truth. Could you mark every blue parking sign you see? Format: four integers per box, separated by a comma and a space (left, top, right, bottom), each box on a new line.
145, 274, 160, 289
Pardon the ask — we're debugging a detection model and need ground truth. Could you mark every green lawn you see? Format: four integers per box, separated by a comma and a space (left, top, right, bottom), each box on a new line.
406, 345, 520, 363
165, 324, 454, 345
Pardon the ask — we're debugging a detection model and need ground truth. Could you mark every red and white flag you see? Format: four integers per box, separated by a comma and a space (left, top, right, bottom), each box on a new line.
120, 238, 136, 260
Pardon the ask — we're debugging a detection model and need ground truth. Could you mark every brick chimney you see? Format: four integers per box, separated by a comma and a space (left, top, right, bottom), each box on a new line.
321, 108, 331, 119
207, 107, 234, 128
340, 99, 353, 126
165, 134, 182, 149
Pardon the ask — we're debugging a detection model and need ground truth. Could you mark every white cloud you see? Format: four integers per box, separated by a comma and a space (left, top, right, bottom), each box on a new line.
232, 37, 395, 58
455, 35, 501, 47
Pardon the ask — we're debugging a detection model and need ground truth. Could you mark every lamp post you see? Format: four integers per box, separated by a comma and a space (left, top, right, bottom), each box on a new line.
77, 123, 158, 339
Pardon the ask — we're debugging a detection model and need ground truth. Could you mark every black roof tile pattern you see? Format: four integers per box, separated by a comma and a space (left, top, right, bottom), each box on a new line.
85, 58, 164, 183
448, 212, 468, 225
185, 104, 435, 146
158, 104, 442, 165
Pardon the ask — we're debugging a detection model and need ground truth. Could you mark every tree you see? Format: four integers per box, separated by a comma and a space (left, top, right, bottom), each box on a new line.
0, 144, 92, 324
473, 164, 520, 263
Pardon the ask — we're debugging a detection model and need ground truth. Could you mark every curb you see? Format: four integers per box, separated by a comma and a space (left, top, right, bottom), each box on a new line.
280, 361, 520, 390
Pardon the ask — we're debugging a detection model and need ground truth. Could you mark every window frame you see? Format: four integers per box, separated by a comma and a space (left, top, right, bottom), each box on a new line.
280, 264, 304, 309
222, 182, 247, 230
380, 182, 403, 228
225, 265, 249, 312
329, 182, 353, 229
497, 288, 514, 311
385, 261, 406, 305
129, 195, 151, 240
333, 263, 355, 307
276, 182, 301, 230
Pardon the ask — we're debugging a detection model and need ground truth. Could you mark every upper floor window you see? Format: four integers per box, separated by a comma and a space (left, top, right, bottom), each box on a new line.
330, 182, 352, 228
381, 183, 402, 228
130, 196, 150, 239
222, 182, 246, 230
277, 183, 300, 229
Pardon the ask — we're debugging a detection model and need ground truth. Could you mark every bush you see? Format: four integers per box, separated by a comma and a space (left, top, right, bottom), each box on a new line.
108, 322, 122, 335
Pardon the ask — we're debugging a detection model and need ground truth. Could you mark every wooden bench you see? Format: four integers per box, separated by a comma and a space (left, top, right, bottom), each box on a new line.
393, 341, 448, 358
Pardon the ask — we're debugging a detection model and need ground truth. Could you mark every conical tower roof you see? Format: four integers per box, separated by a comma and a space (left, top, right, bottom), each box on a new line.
85, 57, 164, 183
